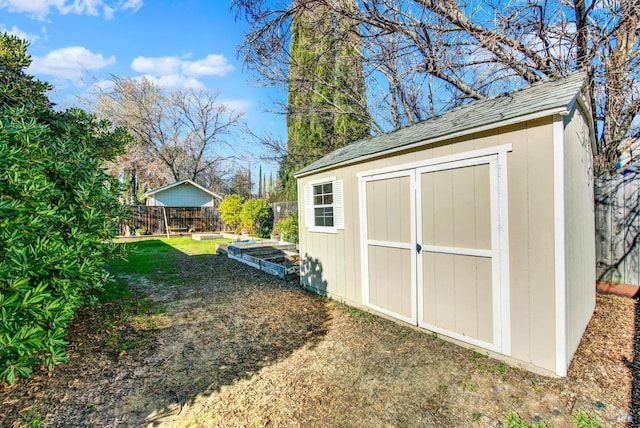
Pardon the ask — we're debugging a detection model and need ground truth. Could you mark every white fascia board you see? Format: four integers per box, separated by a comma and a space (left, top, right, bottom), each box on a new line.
144, 179, 222, 200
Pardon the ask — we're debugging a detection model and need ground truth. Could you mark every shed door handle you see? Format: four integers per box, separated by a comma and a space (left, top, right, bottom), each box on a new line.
416, 243, 422, 254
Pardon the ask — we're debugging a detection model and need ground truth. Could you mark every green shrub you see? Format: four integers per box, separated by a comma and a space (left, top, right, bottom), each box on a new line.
0, 106, 128, 385
218, 194, 244, 233
276, 211, 299, 243
240, 198, 273, 238
0, 34, 130, 384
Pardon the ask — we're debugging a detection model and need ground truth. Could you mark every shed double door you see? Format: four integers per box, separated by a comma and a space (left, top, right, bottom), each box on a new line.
361, 154, 509, 354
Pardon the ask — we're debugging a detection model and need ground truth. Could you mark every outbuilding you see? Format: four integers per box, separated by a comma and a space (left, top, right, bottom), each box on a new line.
295, 72, 595, 376
143, 179, 222, 207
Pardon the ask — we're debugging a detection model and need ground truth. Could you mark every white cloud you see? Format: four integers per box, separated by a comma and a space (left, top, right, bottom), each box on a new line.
221, 98, 251, 113
90, 78, 115, 93
135, 74, 206, 91
131, 54, 235, 78
181, 54, 235, 77
28, 46, 116, 84
120, 0, 142, 12
0, 24, 39, 42
0, 0, 143, 20
131, 56, 182, 75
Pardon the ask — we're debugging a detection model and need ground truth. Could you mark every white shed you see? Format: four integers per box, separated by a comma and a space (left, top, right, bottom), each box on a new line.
295, 72, 596, 376
143, 179, 222, 207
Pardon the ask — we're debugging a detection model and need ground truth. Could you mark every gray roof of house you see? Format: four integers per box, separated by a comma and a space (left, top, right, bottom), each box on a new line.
296, 71, 586, 176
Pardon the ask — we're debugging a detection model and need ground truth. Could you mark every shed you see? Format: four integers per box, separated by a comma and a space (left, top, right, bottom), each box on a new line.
295, 72, 595, 377
143, 179, 222, 207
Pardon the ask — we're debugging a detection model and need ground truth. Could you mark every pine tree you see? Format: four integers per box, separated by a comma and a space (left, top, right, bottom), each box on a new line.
262, 174, 267, 199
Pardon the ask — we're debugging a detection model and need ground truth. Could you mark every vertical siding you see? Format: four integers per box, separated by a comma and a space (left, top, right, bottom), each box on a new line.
366, 177, 411, 243
503, 119, 557, 371
151, 183, 215, 207
420, 164, 494, 345
563, 105, 596, 362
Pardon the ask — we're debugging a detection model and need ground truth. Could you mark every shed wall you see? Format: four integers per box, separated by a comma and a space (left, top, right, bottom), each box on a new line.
562, 104, 596, 364
298, 117, 559, 373
147, 184, 215, 207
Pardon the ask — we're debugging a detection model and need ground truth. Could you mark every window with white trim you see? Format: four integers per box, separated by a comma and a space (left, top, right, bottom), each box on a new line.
313, 182, 334, 226
304, 178, 344, 232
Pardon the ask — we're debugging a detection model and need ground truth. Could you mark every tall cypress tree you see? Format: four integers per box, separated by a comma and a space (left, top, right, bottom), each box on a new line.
281, 0, 368, 200
333, 0, 369, 149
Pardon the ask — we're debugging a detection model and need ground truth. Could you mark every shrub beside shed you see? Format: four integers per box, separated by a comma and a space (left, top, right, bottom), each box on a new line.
295, 72, 595, 377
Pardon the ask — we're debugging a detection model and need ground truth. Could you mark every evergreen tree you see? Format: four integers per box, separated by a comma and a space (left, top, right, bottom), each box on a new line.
281, 0, 369, 200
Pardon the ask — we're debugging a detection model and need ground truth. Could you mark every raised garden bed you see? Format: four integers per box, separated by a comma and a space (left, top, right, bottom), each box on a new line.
223, 240, 300, 279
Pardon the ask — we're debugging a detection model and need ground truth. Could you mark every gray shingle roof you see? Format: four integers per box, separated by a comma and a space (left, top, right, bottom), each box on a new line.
296, 72, 586, 176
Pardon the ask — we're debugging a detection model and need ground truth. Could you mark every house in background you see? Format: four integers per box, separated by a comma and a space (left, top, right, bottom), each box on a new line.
143, 179, 222, 207
295, 72, 595, 377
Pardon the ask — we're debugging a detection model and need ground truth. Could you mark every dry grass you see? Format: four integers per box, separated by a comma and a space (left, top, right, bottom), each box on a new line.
0, 241, 635, 427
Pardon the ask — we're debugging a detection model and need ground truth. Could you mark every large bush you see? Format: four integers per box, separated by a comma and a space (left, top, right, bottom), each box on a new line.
240, 198, 273, 238
0, 108, 128, 384
218, 194, 245, 233
0, 34, 130, 384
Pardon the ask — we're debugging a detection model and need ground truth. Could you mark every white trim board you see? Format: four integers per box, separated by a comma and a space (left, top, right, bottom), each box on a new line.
356, 144, 513, 179
553, 115, 568, 377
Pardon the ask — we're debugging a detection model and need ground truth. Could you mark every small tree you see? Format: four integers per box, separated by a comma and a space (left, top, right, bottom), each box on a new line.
240, 199, 273, 238
218, 194, 244, 233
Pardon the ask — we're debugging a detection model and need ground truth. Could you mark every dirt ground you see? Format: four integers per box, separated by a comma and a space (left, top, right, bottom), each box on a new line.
0, 250, 636, 427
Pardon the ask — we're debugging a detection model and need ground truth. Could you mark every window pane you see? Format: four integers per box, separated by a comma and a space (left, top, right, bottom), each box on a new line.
323, 195, 333, 205
325, 211, 334, 227
323, 183, 333, 194
314, 207, 334, 227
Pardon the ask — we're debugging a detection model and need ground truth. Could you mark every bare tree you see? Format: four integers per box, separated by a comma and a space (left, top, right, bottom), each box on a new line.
93, 77, 244, 201
233, 0, 640, 175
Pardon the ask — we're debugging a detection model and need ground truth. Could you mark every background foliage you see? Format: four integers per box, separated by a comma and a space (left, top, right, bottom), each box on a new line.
218, 194, 245, 234
240, 198, 273, 238
275, 211, 299, 244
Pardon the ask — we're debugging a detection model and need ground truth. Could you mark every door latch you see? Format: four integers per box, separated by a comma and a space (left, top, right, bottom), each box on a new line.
416, 243, 422, 254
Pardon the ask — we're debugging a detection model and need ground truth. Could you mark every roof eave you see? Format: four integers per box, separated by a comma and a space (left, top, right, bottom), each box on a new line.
143, 179, 222, 200
295, 105, 570, 179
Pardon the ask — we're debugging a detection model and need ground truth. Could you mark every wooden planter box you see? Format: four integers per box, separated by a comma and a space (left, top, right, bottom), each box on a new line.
226, 241, 299, 279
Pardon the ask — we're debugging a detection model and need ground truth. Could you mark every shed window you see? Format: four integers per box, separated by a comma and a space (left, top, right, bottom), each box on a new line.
304, 178, 344, 232
313, 183, 334, 227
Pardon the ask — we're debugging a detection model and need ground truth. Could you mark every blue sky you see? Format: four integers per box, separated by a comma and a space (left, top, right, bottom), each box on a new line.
0, 0, 284, 177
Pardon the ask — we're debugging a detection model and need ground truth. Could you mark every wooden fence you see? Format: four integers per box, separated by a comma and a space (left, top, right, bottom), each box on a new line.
119, 206, 226, 236
595, 171, 640, 285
